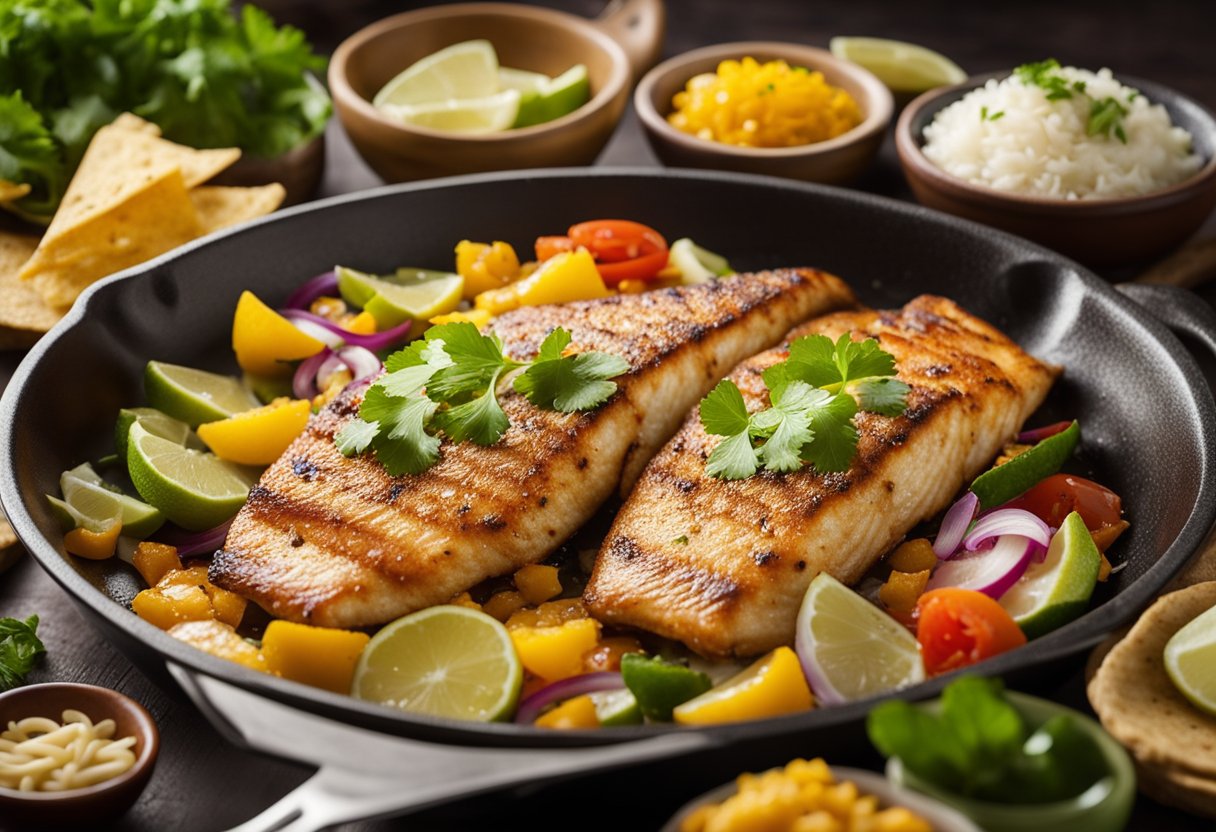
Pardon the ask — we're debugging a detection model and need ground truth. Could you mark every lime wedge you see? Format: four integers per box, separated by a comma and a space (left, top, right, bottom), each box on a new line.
373, 39, 499, 109
796, 572, 924, 702
498, 66, 550, 95
669, 238, 734, 285
144, 362, 260, 428
352, 605, 522, 722
620, 653, 711, 721
381, 89, 521, 135
115, 407, 203, 460
1165, 604, 1216, 717
829, 36, 966, 94
46, 494, 120, 534
126, 423, 255, 531
60, 463, 164, 538
1000, 512, 1101, 639
362, 274, 464, 329
513, 64, 590, 128
590, 688, 643, 726
971, 420, 1080, 509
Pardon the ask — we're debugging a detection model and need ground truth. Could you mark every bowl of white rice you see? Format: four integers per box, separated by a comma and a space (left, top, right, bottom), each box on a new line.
896, 61, 1216, 266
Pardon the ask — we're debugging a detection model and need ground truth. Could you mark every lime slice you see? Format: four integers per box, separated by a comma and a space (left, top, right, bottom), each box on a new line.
971, 420, 1080, 509
362, 274, 464, 329
796, 573, 924, 702
620, 653, 711, 721
1000, 512, 1101, 639
46, 495, 120, 534
115, 407, 203, 459
382, 89, 521, 135
1165, 604, 1216, 717
60, 464, 164, 538
829, 37, 966, 94
498, 66, 550, 95
513, 64, 590, 128
126, 423, 255, 531
144, 362, 260, 428
590, 689, 643, 726
352, 605, 522, 722
373, 39, 499, 109
669, 238, 734, 285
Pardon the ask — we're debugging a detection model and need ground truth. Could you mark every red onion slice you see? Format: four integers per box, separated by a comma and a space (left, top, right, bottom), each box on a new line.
293, 348, 332, 399
515, 672, 625, 724
1016, 421, 1073, 444
926, 533, 1036, 598
152, 519, 233, 559
283, 270, 339, 310
293, 346, 383, 401
286, 314, 344, 348
336, 346, 383, 381
279, 308, 413, 352
933, 492, 979, 558
963, 508, 1052, 552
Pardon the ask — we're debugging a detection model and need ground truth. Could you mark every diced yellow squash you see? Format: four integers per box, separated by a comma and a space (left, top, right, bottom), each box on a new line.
509, 618, 601, 682
168, 620, 268, 672
879, 569, 931, 614
430, 308, 492, 329
887, 538, 938, 573
474, 250, 610, 314
232, 290, 326, 376
483, 590, 528, 622
456, 240, 521, 298
132, 541, 183, 586
132, 584, 213, 630
534, 694, 599, 729
63, 519, 121, 560
197, 397, 311, 465
346, 310, 378, 335
261, 620, 371, 694
513, 564, 562, 605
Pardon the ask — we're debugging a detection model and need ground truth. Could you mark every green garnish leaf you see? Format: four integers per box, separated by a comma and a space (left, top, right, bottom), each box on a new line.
0, 615, 46, 692
358, 386, 441, 476
1088, 97, 1129, 143
434, 370, 509, 445
755, 381, 819, 473
699, 379, 752, 437
1015, 59, 1131, 144
515, 328, 630, 413
706, 429, 761, 480
334, 418, 379, 456
853, 377, 913, 417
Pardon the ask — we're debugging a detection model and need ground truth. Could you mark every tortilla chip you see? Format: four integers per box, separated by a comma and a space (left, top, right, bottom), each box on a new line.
0, 180, 31, 203
190, 183, 286, 235
0, 230, 62, 348
111, 112, 162, 136
1088, 581, 1216, 779
1137, 761, 1216, 819
24, 168, 201, 308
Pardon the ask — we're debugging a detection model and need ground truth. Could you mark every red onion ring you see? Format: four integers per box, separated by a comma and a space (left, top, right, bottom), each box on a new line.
293, 348, 332, 399
514, 672, 625, 724
283, 271, 339, 310
963, 508, 1052, 552
279, 308, 413, 352
926, 533, 1036, 598
293, 346, 383, 401
1016, 421, 1073, 444
152, 519, 233, 559
933, 492, 979, 558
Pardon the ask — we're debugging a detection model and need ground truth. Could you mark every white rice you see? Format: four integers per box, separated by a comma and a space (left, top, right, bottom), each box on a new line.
922, 66, 1202, 200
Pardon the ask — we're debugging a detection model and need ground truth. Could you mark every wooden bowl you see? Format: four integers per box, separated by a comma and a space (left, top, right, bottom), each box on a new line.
0, 683, 159, 830
896, 73, 1216, 267
328, 0, 665, 183
634, 42, 893, 185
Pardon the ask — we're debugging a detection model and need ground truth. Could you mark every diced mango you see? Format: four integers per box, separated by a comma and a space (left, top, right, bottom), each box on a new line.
582, 635, 645, 673
158, 564, 211, 588
474, 250, 610, 314
456, 240, 521, 298
430, 308, 492, 330
888, 539, 937, 573
448, 591, 481, 610
63, 519, 121, 560
204, 583, 248, 628
879, 569, 931, 614
507, 598, 588, 630
509, 618, 601, 682
346, 310, 378, 335
168, 619, 268, 672
232, 290, 326, 376
132, 541, 183, 586
534, 694, 599, 730
483, 590, 528, 622
132, 583, 213, 630
261, 620, 371, 694
197, 397, 311, 465
513, 564, 562, 605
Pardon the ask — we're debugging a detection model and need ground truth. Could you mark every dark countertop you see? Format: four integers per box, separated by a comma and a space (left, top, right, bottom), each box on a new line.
3, 1, 1216, 829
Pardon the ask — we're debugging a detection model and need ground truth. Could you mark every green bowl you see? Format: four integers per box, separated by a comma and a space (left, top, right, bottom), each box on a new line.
886, 691, 1135, 832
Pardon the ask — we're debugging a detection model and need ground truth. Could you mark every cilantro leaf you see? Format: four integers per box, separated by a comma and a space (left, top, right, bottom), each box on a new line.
836, 334, 897, 382
0, 615, 45, 692
783, 334, 842, 388
706, 430, 760, 480
425, 323, 517, 402
853, 377, 911, 417
359, 386, 440, 476
0, 92, 64, 214
515, 328, 629, 412
334, 418, 379, 456
800, 392, 859, 473
755, 381, 821, 473
699, 379, 752, 437
536, 327, 571, 362
434, 370, 509, 445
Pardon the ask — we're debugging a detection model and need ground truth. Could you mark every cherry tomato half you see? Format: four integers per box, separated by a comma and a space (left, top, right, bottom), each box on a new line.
1008, 473, 1123, 532
570, 220, 669, 284
535, 235, 575, 262
916, 587, 1027, 676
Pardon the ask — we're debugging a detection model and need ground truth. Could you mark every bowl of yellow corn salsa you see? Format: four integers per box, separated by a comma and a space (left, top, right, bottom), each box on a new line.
636, 42, 893, 184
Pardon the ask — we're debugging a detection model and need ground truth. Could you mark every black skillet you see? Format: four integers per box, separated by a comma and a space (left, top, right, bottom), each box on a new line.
3, 169, 1215, 825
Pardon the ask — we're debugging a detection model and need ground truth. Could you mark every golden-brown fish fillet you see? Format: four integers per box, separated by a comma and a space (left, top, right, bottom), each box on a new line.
583, 295, 1060, 658
210, 270, 856, 627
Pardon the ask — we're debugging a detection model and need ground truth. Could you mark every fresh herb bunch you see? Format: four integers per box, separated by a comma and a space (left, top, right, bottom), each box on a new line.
335, 323, 630, 476
1014, 58, 1130, 143
0, 615, 46, 692
0, 0, 331, 216
699, 332, 910, 480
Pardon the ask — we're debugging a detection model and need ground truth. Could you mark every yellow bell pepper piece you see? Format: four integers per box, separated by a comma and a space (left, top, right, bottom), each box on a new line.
197, 397, 311, 466
346, 310, 378, 335
887, 538, 937, 573
261, 620, 371, 694
456, 240, 521, 298
474, 250, 611, 314
168, 620, 269, 673
232, 290, 326, 376
132, 583, 214, 630
132, 541, 183, 586
534, 694, 600, 729
509, 618, 601, 682
514, 564, 562, 605
673, 646, 814, 725
63, 519, 121, 560
430, 308, 492, 329
879, 569, 931, 614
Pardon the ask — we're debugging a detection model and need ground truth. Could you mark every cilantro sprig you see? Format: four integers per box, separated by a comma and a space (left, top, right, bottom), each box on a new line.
0, 615, 45, 692
699, 332, 909, 480
335, 323, 628, 476
1014, 59, 1130, 143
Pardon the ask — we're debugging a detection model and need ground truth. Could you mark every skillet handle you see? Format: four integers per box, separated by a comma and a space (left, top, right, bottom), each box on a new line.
1116, 283, 1216, 359
594, 0, 666, 82
167, 663, 711, 832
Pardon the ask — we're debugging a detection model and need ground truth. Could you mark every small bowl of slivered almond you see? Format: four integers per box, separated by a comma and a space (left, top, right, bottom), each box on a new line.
0, 683, 159, 830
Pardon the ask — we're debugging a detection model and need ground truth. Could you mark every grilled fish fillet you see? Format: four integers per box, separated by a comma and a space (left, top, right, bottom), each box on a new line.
583, 295, 1060, 658
210, 269, 857, 627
